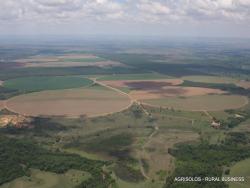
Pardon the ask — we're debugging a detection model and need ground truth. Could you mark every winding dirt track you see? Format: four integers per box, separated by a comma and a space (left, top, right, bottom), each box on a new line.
138, 125, 159, 180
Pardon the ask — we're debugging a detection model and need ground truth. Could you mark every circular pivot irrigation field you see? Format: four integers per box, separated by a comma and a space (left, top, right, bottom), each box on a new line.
6, 87, 131, 117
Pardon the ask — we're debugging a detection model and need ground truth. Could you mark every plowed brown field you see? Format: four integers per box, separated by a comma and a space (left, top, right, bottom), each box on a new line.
130, 86, 226, 100
100, 79, 183, 89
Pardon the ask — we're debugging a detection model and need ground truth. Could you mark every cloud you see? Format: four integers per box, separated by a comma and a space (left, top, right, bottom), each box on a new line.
0, 0, 249, 23
0, 1, 24, 21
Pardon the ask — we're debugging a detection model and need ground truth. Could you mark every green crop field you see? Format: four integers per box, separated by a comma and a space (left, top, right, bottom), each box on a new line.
97, 73, 172, 81
181, 75, 237, 84
4, 76, 93, 93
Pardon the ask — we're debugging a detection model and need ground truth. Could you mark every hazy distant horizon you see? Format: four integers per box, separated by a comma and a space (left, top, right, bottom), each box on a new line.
1, 34, 250, 48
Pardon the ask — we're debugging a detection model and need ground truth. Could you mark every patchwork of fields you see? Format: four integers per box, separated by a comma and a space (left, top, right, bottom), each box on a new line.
99, 78, 248, 111
15, 54, 125, 68
2, 72, 249, 116
1, 48, 250, 188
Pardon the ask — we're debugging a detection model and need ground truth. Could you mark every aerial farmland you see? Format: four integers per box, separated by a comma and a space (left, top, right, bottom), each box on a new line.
0, 41, 250, 188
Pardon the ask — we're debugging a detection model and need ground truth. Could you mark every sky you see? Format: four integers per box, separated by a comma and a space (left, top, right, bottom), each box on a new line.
0, 0, 250, 38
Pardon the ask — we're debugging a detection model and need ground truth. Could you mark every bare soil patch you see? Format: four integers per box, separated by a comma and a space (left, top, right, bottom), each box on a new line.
101, 79, 183, 89
6, 88, 131, 117
0, 80, 3, 86
130, 86, 226, 100
236, 80, 250, 89
0, 115, 31, 128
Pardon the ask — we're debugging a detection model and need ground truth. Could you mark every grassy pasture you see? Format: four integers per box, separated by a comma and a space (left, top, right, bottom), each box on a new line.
0, 169, 90, 188
142, 95, 248, 111
141, 130, 199, 180
181, 75, 237, 84
6, 87, 131, 117
232, 119, 250, 132
228, 158, 250, 188
4, 76, 93, 93
97, 73, 171, 81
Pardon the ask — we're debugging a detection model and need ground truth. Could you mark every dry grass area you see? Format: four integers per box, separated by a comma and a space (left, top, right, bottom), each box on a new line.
130, 86, 226, 100
140, 130, 199, 180
101, 79, 183, 88
142, 95, 248, 111
24, 60, 123, 68
6, 88, 131, 117
0, 80, 3, 86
